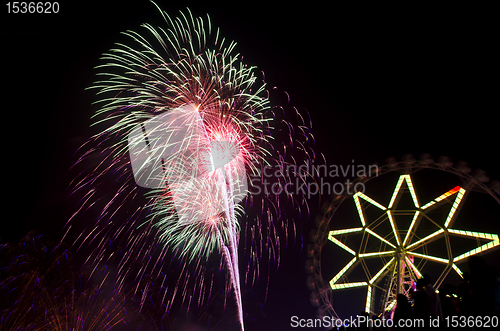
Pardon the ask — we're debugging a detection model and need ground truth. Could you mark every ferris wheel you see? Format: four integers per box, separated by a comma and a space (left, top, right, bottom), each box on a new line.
306, 154, 500, 320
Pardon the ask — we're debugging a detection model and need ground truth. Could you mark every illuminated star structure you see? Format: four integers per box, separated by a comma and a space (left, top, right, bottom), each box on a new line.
328, 174, 499, 315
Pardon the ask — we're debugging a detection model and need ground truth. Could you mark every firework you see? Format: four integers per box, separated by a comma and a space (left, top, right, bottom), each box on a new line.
0, 231, 130, 331
68, 2, 317, 329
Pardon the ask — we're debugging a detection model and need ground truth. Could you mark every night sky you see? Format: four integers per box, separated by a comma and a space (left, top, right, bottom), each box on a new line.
2, 1, 498, 330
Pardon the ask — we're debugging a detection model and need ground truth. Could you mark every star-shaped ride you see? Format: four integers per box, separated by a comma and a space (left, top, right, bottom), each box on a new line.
328, 174, 499, 315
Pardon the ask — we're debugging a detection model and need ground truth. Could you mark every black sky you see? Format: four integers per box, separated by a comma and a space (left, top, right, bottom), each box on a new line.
1, 1, 498, 330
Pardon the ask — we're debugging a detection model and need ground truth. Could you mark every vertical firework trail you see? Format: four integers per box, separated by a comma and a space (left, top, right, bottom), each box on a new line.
68, 2, 318, 329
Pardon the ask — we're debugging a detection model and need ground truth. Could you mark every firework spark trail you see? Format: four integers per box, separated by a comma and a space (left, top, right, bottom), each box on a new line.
218, 164, 245, 330
0, 232, 133, 331
67, 1, 319, 328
